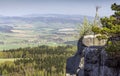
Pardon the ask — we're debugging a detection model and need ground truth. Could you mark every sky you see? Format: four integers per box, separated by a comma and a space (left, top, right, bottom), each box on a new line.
0, 0, 120, 17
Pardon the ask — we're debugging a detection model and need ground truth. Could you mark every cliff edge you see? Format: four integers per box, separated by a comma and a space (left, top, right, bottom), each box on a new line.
66, 36, 120, 76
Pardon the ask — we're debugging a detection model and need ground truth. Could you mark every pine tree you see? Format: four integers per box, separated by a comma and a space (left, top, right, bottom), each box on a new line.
92, 3, 120, 55
101, 3, 120, 37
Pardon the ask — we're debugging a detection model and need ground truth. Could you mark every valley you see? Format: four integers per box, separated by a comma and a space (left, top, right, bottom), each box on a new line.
0, 14, 93, 50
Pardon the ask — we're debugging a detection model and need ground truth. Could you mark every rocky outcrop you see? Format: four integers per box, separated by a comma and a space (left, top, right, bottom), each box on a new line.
66, 37, 120, 76
82, 35, 107, 46
66, 36, 86, 76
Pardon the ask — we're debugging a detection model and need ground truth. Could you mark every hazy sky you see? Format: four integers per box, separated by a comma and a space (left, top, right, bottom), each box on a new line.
0, 0, 120, 17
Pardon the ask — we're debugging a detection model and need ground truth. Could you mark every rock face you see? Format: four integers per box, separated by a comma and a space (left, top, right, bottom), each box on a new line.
66, 46, 120, 76
82, 35, 106, 46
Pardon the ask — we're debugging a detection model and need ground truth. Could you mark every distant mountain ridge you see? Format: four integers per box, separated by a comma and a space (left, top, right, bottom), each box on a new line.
24, 14, 93, 18
0, 14, 94, 24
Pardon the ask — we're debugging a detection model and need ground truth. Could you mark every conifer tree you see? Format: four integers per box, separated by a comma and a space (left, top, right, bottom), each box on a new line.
92, 3, 120, 55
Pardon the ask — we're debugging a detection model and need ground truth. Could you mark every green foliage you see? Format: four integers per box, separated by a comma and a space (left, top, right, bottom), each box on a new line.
92, 25, 101, 34
0, 45, 76, 76
78, 17, 93, 38
92, 3, 120, 55
105, 41, 120, 57
92, 3, 120, 37
100, 3, 120, 37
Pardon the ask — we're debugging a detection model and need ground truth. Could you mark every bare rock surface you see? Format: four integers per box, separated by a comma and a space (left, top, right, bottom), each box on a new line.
66, 46, 120, 76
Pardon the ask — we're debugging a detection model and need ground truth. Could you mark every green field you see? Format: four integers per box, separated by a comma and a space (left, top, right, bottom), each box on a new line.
0, 15, 80, 51
0, 23, 78, 51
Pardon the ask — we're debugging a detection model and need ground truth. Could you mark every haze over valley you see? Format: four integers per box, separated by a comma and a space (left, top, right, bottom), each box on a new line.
0, 14, 93, 50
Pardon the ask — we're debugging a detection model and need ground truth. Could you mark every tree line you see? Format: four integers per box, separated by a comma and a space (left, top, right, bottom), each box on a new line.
0, 45, 76, 76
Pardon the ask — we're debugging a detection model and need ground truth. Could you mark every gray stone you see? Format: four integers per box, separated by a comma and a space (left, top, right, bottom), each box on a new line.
82, 35, 107, 46
66, 46, 120, 76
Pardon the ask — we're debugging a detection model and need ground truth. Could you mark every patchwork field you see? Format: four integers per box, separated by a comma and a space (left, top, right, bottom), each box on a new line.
0, 14, 93, 51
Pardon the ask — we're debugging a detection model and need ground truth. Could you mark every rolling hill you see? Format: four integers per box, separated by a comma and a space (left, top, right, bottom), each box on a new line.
0, 14, 94, 50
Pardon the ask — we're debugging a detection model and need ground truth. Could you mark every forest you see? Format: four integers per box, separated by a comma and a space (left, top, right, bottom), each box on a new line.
0, 45, 76, 76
